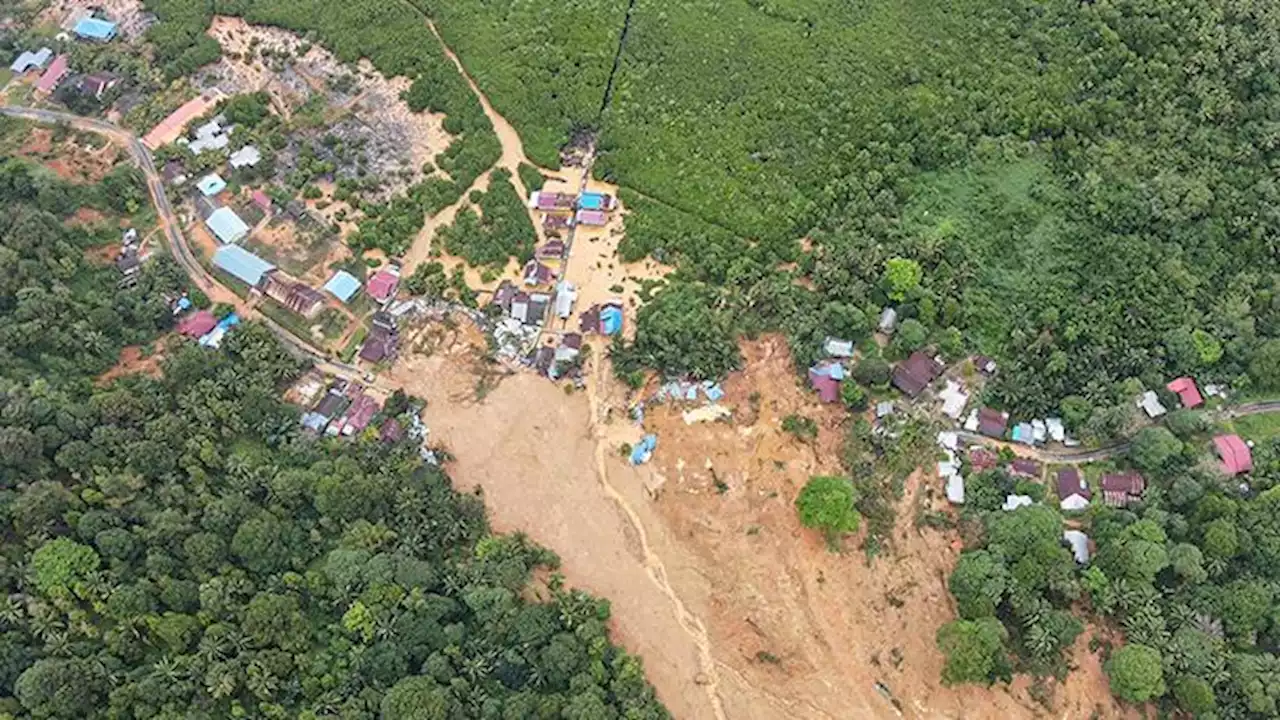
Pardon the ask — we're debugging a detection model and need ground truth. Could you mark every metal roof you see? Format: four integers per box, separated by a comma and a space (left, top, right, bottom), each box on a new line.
197, 173, 226, 196
205, 207, 250, 244
212, 244, 273, 286
323, 271, 361, 302
73, 17, 118, 40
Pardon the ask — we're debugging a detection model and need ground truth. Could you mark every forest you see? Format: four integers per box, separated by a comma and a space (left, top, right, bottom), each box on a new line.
0, 127, 667, 718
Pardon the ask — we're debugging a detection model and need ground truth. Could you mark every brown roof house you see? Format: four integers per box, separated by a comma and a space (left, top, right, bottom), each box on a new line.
977, 407, 1009, 439
891, 351, 943, 397
1100, 472, 1145, 507
261, 271, 325, 318
1009, 458, 1042, 478
359, 325, 398, 364
1057, 468, 1091, 511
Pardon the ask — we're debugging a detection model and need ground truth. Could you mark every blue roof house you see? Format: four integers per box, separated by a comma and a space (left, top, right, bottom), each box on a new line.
73, 17, 119, 41
205, 207, 250, 244
212, 245, 274, 286
197, 173, 227, 196
324, 271, 361, 303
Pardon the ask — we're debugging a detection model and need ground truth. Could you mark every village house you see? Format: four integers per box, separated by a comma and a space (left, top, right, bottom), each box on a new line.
891, 351, 943, 397
1167, 376, 1204, 409
536, 239, 567, 261
78, 72, 119, 99
212, 244, 274, 286
529, 191, 576, 211
261, 272, 325, 318
1137, 390, 1167, 418
73, 16, 119, 41
359, 325, 398, 364
1057, 467, 1091, 511
972, 355, 998, 375
522, 259, 554, 286
575, 209, 608, 227
34, 55, 69, 95
578, 191, 616, 211
542, 214, 573, 233
205, 207, 251, 244
823, 336, 854, 358
1063, 530, 1090, 564
366, 267, 400, 304
877, 307, 897, 334
1100, 472, 1145, 507
1213, 434, 1253, 476
493, 280, 517, 312
1009, 458, 1041, 478
229, 145, 262, 169
939, 379, 969, 420
115, 246, 141, 287
177, 310, 217, 339
808, 360, 846, 403
1002, 495, 1034, 511
969, 447, 999, 473
323, 271, 361, 304
555, 281, 577, 320
976, 407, 1009, 439
9, 47, 52, 74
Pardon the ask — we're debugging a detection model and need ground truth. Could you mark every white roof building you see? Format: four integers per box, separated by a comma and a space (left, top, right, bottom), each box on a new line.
1046, 418, 1065, 443
939, 380, 969, 420
1002, 495, 1034, 512
878, 307, 898, 333
229, 145, 262, 168
1064, 530, 1090, 564
1137, 390, 1168, 418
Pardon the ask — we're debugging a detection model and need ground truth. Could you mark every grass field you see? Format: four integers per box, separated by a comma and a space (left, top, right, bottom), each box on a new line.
1234, 413, 1280, 443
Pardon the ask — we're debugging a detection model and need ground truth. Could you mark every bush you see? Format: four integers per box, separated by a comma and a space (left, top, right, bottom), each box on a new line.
795, 476, 860, 544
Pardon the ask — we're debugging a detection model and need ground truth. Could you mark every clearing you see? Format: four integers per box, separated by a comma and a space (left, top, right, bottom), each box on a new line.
96, 344, 165, 386
16, 127, 120, 183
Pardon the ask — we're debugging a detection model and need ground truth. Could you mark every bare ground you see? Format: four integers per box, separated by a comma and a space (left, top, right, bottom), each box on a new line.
388, 331, 1135, 719
96, 344, 164, 386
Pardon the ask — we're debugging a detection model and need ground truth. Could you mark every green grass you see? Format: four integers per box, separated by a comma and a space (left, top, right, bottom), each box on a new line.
258, 298, 317, 343
1233, 413, 1280, 443
340, 324, 368, 363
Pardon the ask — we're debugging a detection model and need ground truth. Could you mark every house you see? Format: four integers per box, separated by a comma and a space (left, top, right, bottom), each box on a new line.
891, 351, 943, 397
187, 116, 233, 154
177, 310, 217, 338
972, 355, 997, 375
599, 304, 623, 335
977, 407, 1009, 438
115, 247, 141, 286
1002, 495, 1034, 511
205, 207, 250, 244
1032, 419, 1047, 444
1167, 377, 1204, 409
323, 271, 361, 303
341, 395, 379, 436
1100, 472, 1146, 507
262, 273, 324, 318
532, 346, 556, 376
878, 307, 898, 333
78, 72, 118, 99
824, 337, 855, 358
380, 418, 404, 443
493, 280, 517, 311
1057, 467, 1091, 511
229, 145, 262, 169
527, 293, 551, 325
1213, 434, 1253, 476
537, 239, 567, 260
807, 368, 841, 403
1063, 530, 1090, 564
562, 333, 583, 351
511, 292, 531, 324
946, 475, 965, 504
543, 214, 573, 232
142, 91, 223, 149
939, 380, 969, 420
522, 259, 554, 286
359, 325, 397, 363
198, 312, 239, 348
9, 48, 52, 74
1011, 422, 1035, 445
366, 268, 400, 303
197, 173, 227, 197
1137, 390, 1167, 418
578, 191, 615, 211
875, 401, 894, 419
575, 209, 608, 226
555, 281, 577, 319
579, 304, 600, 333
73, 16, 118, 41
251, 190, 273, 212
34, 55, 69, 94
371, 311, 396, 332
529, 191, 576, 211
162, 161, 187, 185
1009, 458, 1041, 478
212, 244, 274, 286
969, 448, 998, 472
1046, 418, 1066, 443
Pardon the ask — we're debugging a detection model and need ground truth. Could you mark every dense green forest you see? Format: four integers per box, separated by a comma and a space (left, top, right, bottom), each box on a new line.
0, 123, 667, 718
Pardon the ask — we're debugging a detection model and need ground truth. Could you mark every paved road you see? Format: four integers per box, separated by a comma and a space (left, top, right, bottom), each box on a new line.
0, 104, 369, 379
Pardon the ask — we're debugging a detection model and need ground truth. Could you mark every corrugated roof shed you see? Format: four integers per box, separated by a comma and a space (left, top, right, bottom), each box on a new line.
197, 173, 226, 196
212, 244, 274, 286
1167, 377, 1204, 408
323, 271, 361, 303
10, 48, 52, 73
205, 207, 250, 244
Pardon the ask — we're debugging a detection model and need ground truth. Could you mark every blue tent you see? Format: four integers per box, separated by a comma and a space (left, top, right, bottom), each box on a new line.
324, 271, 361, 303
600, 305, 623, 335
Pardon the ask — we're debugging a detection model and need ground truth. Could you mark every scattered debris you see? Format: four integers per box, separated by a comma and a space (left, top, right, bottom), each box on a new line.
630, 434, 658, 465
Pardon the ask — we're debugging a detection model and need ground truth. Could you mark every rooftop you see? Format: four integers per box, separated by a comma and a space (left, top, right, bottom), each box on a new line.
1214, 434, 1253, 476
229, 145, 262, 168
197, 173, 227, 197
73, 16, 118, 40
9, 48, 53, 73
891, 351, 942, 397
1167, 377, 1204, 409
35, 55, 69, 93
323, 271, 361, 303
212, 244, 274, 286
177, 310, 217, 338
205, 207, 250, 244
366, 268, 399, 302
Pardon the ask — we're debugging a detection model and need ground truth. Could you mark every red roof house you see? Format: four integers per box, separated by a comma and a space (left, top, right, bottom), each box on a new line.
969, 448, 998, 472
176, 310, 217, 338
977, 407, 1009, 439
807, 370, 840, 403
1214, 434, 1253, 476
366, 269, 399, 303
1167, 377, 1204, 409
1100, 472, 1146, 507
251, 190, 273, 212
35, 55, 68, 94
536, 239, 567, 260
891, 352, 943, 397
1056, 467, 1091, 509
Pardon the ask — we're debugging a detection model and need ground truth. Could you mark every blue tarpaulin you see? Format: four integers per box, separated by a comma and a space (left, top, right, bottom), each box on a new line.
630, 434, 657, 465
600, 305, 623, 335
703, 382, 725, 402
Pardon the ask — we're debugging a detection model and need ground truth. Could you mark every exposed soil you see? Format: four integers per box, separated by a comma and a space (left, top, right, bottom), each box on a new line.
17, 128, 119, 183
97, 344, 164, 386
388, 331, 1134, 719
38, 0, 152, 40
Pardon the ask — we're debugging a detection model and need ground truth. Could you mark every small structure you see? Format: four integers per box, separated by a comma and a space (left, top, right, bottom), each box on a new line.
1057, 467, 1090, 511
73, 16, 118, 41
877, 307, 898, 333
891, 351, 943, 397
1046, 418, 1066, 443
115, 246, 142, 286
1167, 377, 1204, 409
339, 395, 380, 436
522, 259, 554, 286
1214, 434, 1253, 476
875, 401, 894, 419
575, 209, 608, 226
187, 117, 232, 154
578, 192, 616, 211
1100, 472, 1145, 507
229, 146, 262, 169
197, 173, 227, 197
1137, 390, 1167, 418
823, 336, 855, 358
34, 55, 69, 94
251, 189, 273, 212
976, 407, 1009, 439
359, 325, 398, 364
205, 207, 250, 244
808, 365, 841, 404
630, 434, 657, 465
969, 448, 998, 472
162, 161, 187, 186
380, 418, 405, 443
528, 293, 552, 326
366, 268, 400, 303
323, 271, 361, 303
939, 380, 969, 420
972, 355, 997, 375
1031, 419, 1047, 444
212, 244, 274, 286
532, 345, 555, 375
78, 72, 118, 99
177, 310, 217, 338
9, 48, 52, 74
1063, 530, 1090, 564
1002, 495, 1034, 512
1011, 422, 1036, 445
511, 292, 532, 324
599, 304, 623, 336
143, 91, 223, 149
537, 239, 567, 260
493, 280, 517, 312
529, 191, 576, 211
543, 214, 573, 232
555, 281, 577, 320
1009, 458, 1041, 478
199, 312, 240, 348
